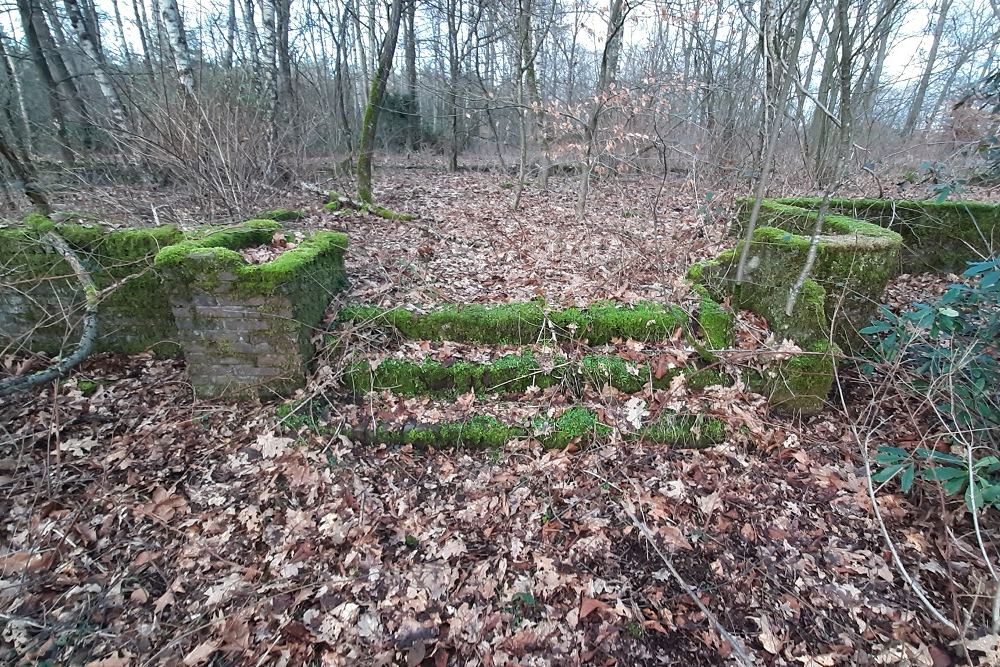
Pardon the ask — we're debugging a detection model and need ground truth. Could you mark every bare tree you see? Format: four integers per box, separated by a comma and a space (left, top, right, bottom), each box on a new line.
356, 0, 404, 203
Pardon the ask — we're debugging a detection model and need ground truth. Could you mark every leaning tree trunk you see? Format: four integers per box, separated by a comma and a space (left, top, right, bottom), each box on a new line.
575, 0, 626, 221
356, 0, 404, 204
64, 0, 130, 130
902, 0, 953, 136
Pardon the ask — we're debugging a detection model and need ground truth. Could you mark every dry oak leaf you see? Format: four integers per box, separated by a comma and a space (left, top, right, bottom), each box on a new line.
658, 524, 692, 551
183, 640, 218, 666
580, 597, 612, 620
138, 486, 188, 522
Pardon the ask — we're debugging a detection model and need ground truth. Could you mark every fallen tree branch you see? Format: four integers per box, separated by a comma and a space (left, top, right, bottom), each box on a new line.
0, 231, 98, 398
624, 504, 756, 666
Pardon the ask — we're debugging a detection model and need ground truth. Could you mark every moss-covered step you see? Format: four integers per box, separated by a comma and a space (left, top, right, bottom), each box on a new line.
1, 214, 186, 355
155, 221, 349, 399
772, 196, 1000, 274
279, 401, 725, 450
339, 301, 689, 345
343, 351, 728, 397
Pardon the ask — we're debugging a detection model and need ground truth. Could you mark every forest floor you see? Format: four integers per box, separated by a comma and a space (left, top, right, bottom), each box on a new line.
2, 168, 999, 665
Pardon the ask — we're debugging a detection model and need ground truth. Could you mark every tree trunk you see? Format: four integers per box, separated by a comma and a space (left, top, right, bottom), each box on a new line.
161, 0, 197, 101
0, 28, 34, 157
405, 0, 420, 152
0, 134, 50, 212
575, 0, 626, 221
16, 0, 74, 163
224, 0, 236, 68
356, 0, 404, 204
64, 0, 130, 129
132, 0, 156, 82
276, 0, 294, 101
902, 0, 953, 136
110, 0, 134, 67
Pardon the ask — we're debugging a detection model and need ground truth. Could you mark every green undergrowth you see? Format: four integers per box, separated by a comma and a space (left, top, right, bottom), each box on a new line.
339, 300, 689, 345
277, 399, 725, 450
343, 351, 728, 398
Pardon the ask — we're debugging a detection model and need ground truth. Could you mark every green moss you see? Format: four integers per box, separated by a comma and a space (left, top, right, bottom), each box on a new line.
237, 231, 348, 294
771, 196, 1000, 274
758, 340, 839, 413
342, 351, 722, 397
255, 208, 305, 222
580, 355, 647, 393
692, 285, 732, 355
155, 225, 347, 297
23, 213, 55, 232
366, 204, 415, 221
535, 407, 612, 449
736, 199, 903, 243
363, 415, 527, 449
340, 300, 688, 345
635, 414, 725, 448
686, 368, 730, 389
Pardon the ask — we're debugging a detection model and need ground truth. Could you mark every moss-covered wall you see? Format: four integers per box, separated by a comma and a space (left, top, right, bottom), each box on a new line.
772, 197, 1000, 273
0, 217, 184, 355
339, 300, 688, 345
155, 224, 349, 399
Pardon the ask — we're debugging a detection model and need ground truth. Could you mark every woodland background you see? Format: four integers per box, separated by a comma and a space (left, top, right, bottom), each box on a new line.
0, 0, 997, 215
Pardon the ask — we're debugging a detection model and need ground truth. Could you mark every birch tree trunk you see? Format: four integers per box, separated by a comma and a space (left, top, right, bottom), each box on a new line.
161, 0, 197, 101
63, 0, 130, 129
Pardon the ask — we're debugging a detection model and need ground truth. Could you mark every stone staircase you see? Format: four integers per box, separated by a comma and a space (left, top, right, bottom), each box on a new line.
278, 300, 730, 450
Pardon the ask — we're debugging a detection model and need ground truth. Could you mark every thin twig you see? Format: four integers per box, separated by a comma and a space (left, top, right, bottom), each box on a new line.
624, 505, 756, 665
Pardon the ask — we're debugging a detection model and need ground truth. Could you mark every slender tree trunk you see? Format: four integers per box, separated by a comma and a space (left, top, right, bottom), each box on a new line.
356, 0, 403, 204
576, 0, 626, 221
276, 0, 293, 101
161, 0, 197, 101
64, 0, 130, 129
110, 0, 134, 67
445, 0, 461, 171
902, 0, 953, 136
0, 28, 34, 157
16, 0, 74, 162
224, 0, 236, 68
261, 0, 280, 129
132, 0, 156, 82
405, 0, 420, 152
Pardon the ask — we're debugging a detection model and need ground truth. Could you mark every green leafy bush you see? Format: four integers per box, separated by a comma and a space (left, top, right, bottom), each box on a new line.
862, 257, 1000, 510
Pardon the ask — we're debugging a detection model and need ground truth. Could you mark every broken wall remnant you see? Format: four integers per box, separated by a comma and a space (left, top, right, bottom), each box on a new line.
1, 216, 349, 399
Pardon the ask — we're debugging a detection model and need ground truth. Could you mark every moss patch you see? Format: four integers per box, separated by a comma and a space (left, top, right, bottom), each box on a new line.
343, 351, 725, 398
340, 300, 688, 345
289, 400, 724, 451
255, 208, 305, 222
